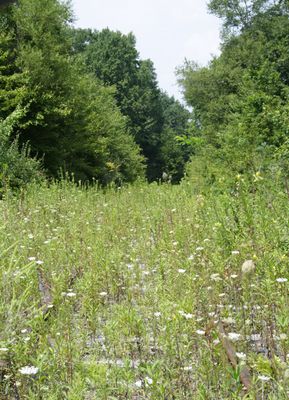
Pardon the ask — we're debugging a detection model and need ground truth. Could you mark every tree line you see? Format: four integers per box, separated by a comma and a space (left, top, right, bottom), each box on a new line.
0, 0, 191, 190
178, 0, 289, 189
1, 0, 289, 192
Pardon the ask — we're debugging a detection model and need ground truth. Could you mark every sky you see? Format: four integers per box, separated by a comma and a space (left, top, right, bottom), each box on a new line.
71, 0, 221, 101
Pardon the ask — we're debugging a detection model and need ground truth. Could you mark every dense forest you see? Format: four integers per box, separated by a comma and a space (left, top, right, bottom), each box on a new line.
0, 0, 191, 188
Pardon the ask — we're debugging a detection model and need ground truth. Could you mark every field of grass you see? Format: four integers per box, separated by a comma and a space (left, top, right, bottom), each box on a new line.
0, 177, 288, 399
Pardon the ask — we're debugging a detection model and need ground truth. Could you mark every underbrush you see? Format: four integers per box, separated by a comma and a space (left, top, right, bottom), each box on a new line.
0, 175, 288, 399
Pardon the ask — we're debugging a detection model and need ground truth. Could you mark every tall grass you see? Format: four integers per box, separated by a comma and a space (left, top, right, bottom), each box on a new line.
0, 175, 288, 399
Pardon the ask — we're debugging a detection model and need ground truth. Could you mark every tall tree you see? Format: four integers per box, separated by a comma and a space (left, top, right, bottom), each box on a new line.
72, 28, 191, 182
0, 0, 144, 184
178, 3, 289, 184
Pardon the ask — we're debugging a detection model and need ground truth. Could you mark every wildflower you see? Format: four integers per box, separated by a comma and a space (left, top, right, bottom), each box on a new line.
241, 260, 255, 274
258, 375, 270, 382
28, 257, 36, 261
196, 246, 204, 251
227, 332, 241, 342
276, 278, 287, 283
213, 339, 220, 345
222, 317, 235, 325
210, 273, 222, 282
183, 313, 193, 319
145, 377, 153, 385
177, 269, 186, 274
99, 292, 107, 297
66, 292, 76, 297
231, 250, 240, 255
188, 255, 194, 260
135, 380, 142, 388
154, 312, 161, 317
0, 348, 9, 352
196, 330, 206, 335
19, 366, 39, 375
183, 365, 193, 371
279, 333, 287, 341
35, 260, 44, 265
230, 274, 238, 279
236, 352, 246, 360
250, 334, 261, 341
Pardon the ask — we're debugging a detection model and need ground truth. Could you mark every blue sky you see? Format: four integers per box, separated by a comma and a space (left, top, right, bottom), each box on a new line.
71, 0, 221, 101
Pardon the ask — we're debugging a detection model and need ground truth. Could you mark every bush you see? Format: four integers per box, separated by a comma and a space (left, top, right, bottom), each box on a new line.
0, 107, 43, 194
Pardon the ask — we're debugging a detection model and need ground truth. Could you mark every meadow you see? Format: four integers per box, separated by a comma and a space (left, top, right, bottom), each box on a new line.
0, 176, 288, 399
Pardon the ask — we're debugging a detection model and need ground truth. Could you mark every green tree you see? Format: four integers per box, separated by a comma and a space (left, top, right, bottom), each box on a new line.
178, 5, 289, 186
72, 28, 191, 182
0, 0, 144, 184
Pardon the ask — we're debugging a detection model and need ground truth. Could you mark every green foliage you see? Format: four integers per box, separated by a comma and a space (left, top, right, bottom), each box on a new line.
73, 28, 190, 182
208, 0, 289, 35
0, 108, 42, 192
178, 5, 289, 189
0, 0, 145, 185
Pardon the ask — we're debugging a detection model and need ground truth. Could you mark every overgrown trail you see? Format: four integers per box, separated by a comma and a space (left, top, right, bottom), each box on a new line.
0, 180, 288, 399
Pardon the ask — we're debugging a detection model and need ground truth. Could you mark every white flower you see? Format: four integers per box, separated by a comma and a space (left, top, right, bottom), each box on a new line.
231, 250, 240, 255
250, 334, 261, 341
236, 352, 246, 360
210, 273, 222, 282
196, 330, 205, 335
230, 274, 238, 279
183, 313, 193, 319
135, 380, 142, 388
183, 365, 193, 371
145, 376, 153, 385
177, 269, 186, 274
258, 375, 270, 382
0, 348, 9, 352
99, 292, 107, 296
28, 257, 36, 261
279, 333, 287, 341
227, 332, 241, 342
276, 278, 287, 283
213, 339, 220, 345
66, 292, 76, 297
196, 247, 204, 251
188, 255, 194, 260
222, 317, 236, 325
19, 366, 39, 375
35, 260, 44, 265
154, 312, 161, 317
241, 260, 255, 274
